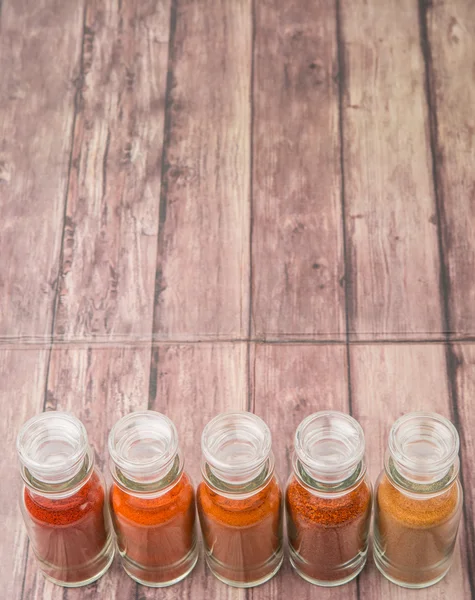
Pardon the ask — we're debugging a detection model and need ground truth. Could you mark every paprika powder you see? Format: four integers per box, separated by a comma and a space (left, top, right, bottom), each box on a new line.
374, 412, 463, 588
17, 412, 114, 587
197, 412, 283, 587
286, 411, 372, 586
108, 411, 198, 587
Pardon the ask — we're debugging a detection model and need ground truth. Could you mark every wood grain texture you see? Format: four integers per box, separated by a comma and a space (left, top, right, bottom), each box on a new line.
350, 344, 472, 600
0, 0, 83, 340
53, 0, 170, 342
424, 0, 475, 338
147, 343, 248, 600
340, 0, 444, 340
250, 344, 356, 600
252, 0, 345, 340
0, 349, 48, 600
153, 0, 251, 340
451, 343, 475, 596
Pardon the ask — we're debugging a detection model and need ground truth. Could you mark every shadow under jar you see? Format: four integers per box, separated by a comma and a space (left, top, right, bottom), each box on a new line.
374, 412, 463, 589
197, 412, 283, 587
286, 411, 372, 586
17, 412, 115, 587
108, 411, 198, 587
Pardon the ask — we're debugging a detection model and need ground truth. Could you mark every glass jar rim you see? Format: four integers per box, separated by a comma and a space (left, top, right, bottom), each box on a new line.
387, 412, 460, 484
201, 411, 272, 482
17, 411, 89, 485
108, 410, 181, 486
294, 411, 365, 484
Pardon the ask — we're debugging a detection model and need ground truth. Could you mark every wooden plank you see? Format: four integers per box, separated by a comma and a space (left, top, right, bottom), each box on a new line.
350, 344, 471, 599
0, 349, 47, 599
0, 0, 84, 340
424, 0, 475, 337
146, 342, 248, 600
250, 344, 355, 600
21, 346, 150, 600
340, 0, 443, 340
153, 0, 251, 341
252, 0, 345, 340
451, 343, 475, 593
53, 0, 170, 342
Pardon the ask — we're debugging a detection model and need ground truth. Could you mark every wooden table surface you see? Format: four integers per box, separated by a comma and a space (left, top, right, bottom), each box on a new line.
1, 0, 474, 598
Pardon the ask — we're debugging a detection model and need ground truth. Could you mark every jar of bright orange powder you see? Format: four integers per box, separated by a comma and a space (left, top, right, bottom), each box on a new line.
108, 411, 198, 587
197, 412, 283, 587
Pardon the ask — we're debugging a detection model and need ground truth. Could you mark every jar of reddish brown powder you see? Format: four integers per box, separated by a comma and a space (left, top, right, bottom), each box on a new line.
374, 412, 463, 588
286, 411, 372, 586
197, 412, 283, 587
17, 412, 114, 587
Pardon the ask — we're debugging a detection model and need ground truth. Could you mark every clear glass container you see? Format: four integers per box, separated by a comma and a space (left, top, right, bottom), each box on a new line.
286, 411, 372, 586
197, 412, 283, 587
108, 411, 198, 587
374, 412, 463, 588
17, 412, 115, 587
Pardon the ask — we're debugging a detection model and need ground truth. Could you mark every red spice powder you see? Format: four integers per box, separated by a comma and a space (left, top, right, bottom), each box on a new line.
110, 472, 196, 584
23, 471, 111, 585
197, 475, 283, 584
286, 476, 372, 583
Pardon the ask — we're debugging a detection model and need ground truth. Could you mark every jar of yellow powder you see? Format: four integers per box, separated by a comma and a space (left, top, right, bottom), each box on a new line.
374, 412, 463, 588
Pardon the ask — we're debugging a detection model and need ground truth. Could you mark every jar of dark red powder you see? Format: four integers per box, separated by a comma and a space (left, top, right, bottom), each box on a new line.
197, 412, 283, 587
17, 412, 115, 587
108, 411, 198, 587
286, 411, 372, 586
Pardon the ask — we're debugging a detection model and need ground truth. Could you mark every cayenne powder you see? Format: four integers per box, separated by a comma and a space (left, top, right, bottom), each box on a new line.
286, 412, 372, 585
286, 475, 372, 583
24, 471, 112, 584
17, 412, 114, 587
108, 411, 198, 586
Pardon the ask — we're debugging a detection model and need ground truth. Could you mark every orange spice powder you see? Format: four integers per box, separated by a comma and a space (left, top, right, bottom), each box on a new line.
110, 473, 196, 584
197, 475, 283, 584
375, 474, 462, 585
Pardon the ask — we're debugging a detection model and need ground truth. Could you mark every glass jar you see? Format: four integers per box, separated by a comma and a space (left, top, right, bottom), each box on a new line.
286, 411, 372, 586
17, 412, 114, 587
197, 412, 283, 587
108, 411, 198, 587
374, 412, 463, 588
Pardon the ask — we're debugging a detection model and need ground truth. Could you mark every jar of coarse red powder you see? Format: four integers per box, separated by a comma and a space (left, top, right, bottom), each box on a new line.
286, 411, 372, 586
108, 411, 198, 587
197, 412, 283, 587
17, 412, 115, 587
374, 412, 463, 588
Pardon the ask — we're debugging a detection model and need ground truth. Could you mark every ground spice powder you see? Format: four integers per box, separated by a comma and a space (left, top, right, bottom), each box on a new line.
375, 474, 462, 585
110, 472, 196, 584
197, 475, 282, 584
286, 476, 372, 583
23, 471, 111, 585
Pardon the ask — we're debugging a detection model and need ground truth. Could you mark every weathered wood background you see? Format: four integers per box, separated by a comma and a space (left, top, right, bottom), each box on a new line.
1, 0, 474, 598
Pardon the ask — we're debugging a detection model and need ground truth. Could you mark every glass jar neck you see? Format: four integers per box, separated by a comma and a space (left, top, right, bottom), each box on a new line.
108, 410, 183, 494
17, 412, 92, 495
385, 412, 460, 494
201, 411, 273, 496
293, 456, 366, 494
293, 411, 366, 492
202, 454, 275, 496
